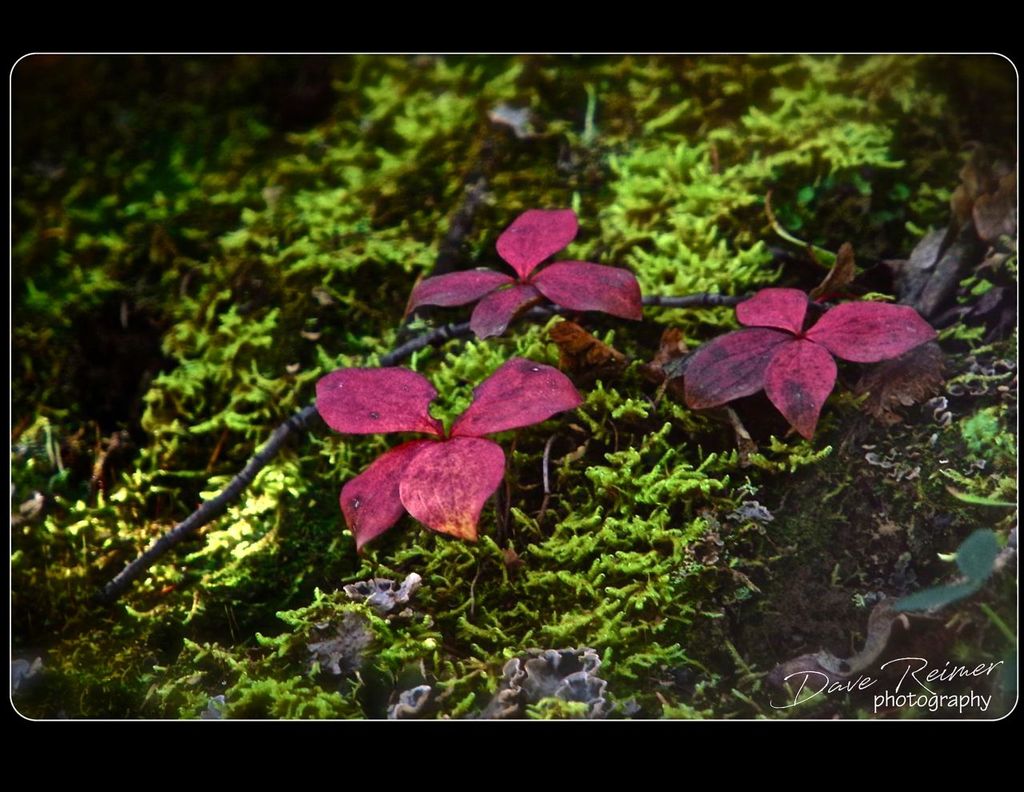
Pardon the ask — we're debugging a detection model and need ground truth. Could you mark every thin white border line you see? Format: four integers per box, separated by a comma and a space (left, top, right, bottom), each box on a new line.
9, 53, 1020, 723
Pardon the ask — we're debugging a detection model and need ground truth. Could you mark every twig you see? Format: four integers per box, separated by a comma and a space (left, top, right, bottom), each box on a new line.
99, 404, 318, 603
402, 181, 488, 329
400, 132, 496, 332
380, 321, 472, 366
536, 434, 559, 520
98, 319, 476, 604
642, 293, 746, 308
468, 562, 482, 620
98, 290, 741, 603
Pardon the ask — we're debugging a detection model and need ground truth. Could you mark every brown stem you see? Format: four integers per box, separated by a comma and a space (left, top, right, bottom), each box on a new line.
98, 290, 740, 603
98, 320, 475, 604
642, 293, 747, 308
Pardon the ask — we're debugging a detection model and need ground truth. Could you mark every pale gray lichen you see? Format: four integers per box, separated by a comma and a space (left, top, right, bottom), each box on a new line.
200, 695, 226, 720
482, 647, 610, 719
727, 501, 775, 524
11, 656, 43, 694
306, 612, 373, 676
343, 573, 422, 616
388, 685, 433, 719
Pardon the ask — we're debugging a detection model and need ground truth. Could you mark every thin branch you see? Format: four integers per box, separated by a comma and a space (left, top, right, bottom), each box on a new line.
98, 290, 740, 603
99, 404, 319, 603
642, 293, 747, 308
380, 321, 472, 366
98, 319, 476, 604
535, 433, 559, 521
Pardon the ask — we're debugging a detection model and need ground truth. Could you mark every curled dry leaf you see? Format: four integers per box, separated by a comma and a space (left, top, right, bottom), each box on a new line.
855, 341, 945, 426
893, 148, 1006, 320
950, 146, 1015, 234
549, 320, 627, 384
641, 327, 688, 383
640, 326, 690, 403
808, 241, 856, 302
972, 171, 1017, 243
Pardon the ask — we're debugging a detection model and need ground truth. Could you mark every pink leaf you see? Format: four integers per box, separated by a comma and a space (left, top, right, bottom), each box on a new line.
469, 283, 543, 339
495, 209, 578, 280
531, 261, 643, 320
736, 288, 809, 334
406, 270, 514, 312
763, 340, 837, 440
316, 368, 443, 436
341, 440, 432, 552
398, 437, 506, 541
451, 357, 583, 438
684, 328, 794, 409
805, 302, 937, 363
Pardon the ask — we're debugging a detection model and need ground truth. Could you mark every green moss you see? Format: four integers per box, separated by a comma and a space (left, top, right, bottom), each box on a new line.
526, 697, 591, 719
960, 407, 1014, 464
12, 55, 1014, 719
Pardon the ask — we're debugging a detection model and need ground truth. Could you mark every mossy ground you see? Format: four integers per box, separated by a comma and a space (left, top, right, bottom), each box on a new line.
11, 54, 1016, 719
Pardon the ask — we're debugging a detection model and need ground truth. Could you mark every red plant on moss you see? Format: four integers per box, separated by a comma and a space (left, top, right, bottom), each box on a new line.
406, 209, 643, 338
316, 358, 582, 550
684, 288, 936, 439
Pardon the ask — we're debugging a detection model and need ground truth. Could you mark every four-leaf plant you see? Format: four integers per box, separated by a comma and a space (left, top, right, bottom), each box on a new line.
316, 358, 582, 551
406, 209, 643, 338
683, 288, 936, 438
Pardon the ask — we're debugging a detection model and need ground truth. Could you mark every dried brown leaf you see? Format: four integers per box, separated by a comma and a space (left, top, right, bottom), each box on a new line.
549, 320, 627, 383
949, 146, 1016, 241
889, 225, 983, 320
855, 341, 945, 426
640, 327, 688, 384
809, 242, 856, 301
973, 171, 1017, 243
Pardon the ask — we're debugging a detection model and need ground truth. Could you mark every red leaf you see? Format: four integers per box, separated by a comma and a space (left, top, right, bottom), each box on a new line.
341, 440, 432, 551
316, 368, 443, 436
406, 270, 514, 312
495, 209, 578, 280
805, 302, 936, 363
469, 283, 542, 339
398, 437, 506, 541
736, 288, 808, 334
763, 340, 837, 440
531, 261, 643, 320
451, 357, 583, 438
684, 328, 794, 409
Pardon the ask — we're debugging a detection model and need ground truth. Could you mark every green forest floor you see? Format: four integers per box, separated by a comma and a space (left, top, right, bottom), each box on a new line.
11, 54, 1017, 719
